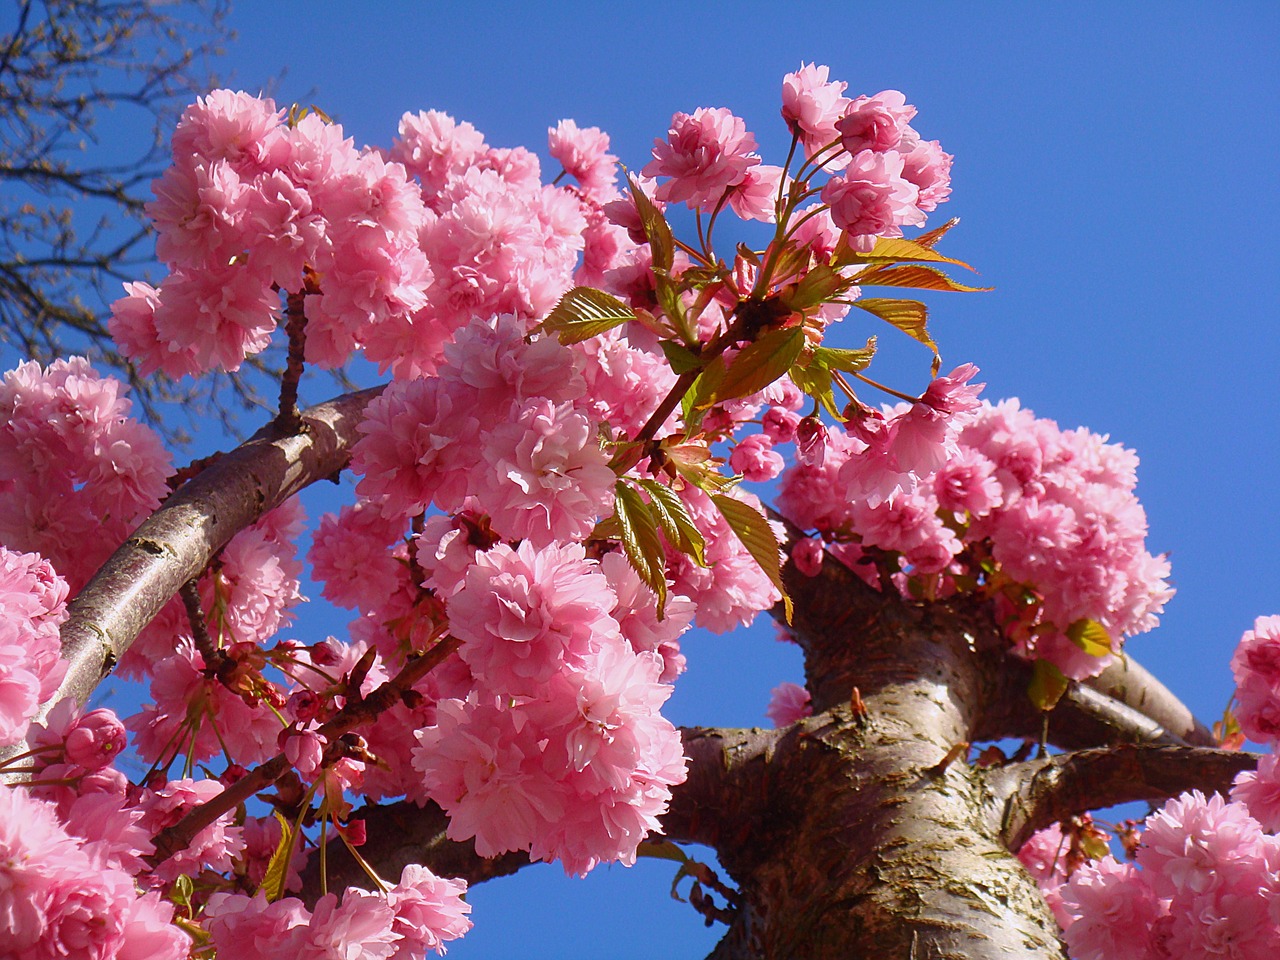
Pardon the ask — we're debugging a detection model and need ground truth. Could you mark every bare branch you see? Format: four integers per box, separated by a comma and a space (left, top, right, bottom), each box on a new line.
986, 744, 1260, 850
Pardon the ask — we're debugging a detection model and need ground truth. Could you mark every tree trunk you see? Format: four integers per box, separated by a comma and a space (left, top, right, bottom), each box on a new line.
688, 568, 1065, 959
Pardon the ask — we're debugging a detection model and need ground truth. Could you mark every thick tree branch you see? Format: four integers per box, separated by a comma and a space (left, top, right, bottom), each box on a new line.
769, 506, 1214, 751
0, 386, 383, 765
299, 723, 784, 898
986, 744, 1260, 851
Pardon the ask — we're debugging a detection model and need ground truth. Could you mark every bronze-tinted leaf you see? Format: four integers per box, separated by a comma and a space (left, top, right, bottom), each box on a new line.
853, 264, 990, 293
260, 811, 296, 903
1028, 659, 1069, 711
660, 339, 704, 375
912, 217, 961, 249
1065, 619, 1113, 658
713, 326, 805, 404
636, 477, 706, 565
615, 481, 668, 613
853, 298, 939, 374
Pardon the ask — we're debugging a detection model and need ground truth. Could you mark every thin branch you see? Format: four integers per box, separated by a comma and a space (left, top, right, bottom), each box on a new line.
149, 634, 463, 867
297, 723, 784, 899
1086, 656, 1216, 747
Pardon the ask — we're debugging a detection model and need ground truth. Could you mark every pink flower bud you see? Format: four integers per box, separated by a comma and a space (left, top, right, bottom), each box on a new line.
64, 708, 127, 770
796, 416, 828, 467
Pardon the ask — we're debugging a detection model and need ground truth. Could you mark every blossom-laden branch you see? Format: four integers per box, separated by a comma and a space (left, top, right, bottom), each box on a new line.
987, 743, 1260, 851
0, 386, 383, 765
149, 633, 463, 867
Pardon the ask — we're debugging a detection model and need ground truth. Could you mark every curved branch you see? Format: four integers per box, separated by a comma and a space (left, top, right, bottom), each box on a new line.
1, 386, 383, 764
986, 744, 1260, 851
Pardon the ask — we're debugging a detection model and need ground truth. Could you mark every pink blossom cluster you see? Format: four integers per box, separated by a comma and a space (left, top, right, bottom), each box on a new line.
110, 92, 593, 381
0, 546, 68, 745
1040, 790, 1280, 959
780, 65, 952, 248
642, 106, 785, 221
384, 110, 587, 377
0, 358, 172, 593
352, 313, 614, 545
1230, 616, 1280, 743
111, 91, 426, 375
778, 387, 1173, 679
414, 539, 690, 876
0, 782, 188, 960
203, 863, 471, 960
665, 486, 784, 635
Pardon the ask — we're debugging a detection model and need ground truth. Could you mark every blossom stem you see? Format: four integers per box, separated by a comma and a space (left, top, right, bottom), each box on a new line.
179, 579, 223, 674
852, 370, 920, 405
274, 287, 310, 434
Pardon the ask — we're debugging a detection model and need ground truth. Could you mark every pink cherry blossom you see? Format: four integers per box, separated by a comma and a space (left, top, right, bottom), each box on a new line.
820, 149, 923, 246
643, 107, 761, 210
548, 119, 618, 202
388, 864, 472, 957
766, 681, 812, 727
902, 139, 954, 212
730, 432, 785, 482
837, 90, 917, 156
477, 398, 615, 547
781, 63, 850, 160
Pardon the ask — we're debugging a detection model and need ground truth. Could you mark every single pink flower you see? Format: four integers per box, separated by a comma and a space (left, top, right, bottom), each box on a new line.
643, 107, 760, 210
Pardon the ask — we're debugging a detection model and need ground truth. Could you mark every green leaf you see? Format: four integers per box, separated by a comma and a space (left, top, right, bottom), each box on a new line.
1079, 831, 1111, 861
636, 477, 706, 566
814, 338, 877, 374
683, 355, 726, 429
628, 176, 673, 271
853, 263, 991, 293
637, 838, 690, 865
1028, 659, 1069, 711
655, 270, 690, 337
712, 325, 805, 404
852, 298, 939, 375
539, 286, 637, 343
660, 339, 704, 375
710, 493, 792, 623
787, 358, 840, 418
260, 812, 296, 903
614, 481, 668, 613
781, 263, 855, 311
1065, 619, 1113, 658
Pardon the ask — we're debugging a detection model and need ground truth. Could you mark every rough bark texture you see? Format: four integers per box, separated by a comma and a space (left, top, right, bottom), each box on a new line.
699, 561, 1065, 959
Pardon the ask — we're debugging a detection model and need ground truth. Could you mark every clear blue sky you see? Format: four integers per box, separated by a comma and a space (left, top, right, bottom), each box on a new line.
18, 3, 1280, 957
